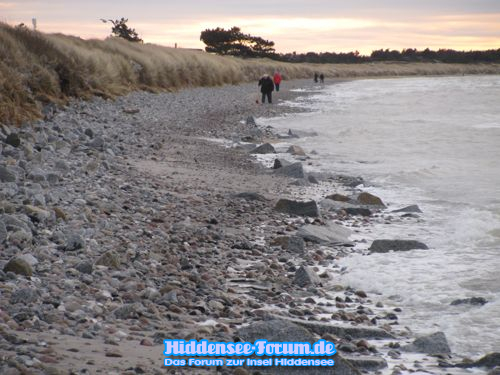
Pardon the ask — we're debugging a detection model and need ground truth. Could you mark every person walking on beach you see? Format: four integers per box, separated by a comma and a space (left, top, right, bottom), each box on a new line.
258, 74, 274, 104
319, 73, 324, 83
314, 72, 319, 83
273, 70, 282, 92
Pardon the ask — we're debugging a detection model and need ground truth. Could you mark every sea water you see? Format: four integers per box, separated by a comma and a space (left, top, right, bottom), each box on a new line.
261, 75, 500, 357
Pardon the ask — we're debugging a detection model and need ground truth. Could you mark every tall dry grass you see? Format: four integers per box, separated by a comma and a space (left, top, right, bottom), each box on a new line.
1, 22, 500, 126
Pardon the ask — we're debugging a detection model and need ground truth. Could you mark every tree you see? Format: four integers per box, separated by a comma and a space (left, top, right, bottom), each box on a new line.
101, 18, 142, 43
200, 27, 275, 57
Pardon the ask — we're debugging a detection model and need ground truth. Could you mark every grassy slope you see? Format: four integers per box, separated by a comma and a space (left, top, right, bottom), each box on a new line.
1, 23, 500, 126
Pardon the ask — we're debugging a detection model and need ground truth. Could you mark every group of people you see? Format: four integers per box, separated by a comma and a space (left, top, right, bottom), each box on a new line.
258, 70, 281, 104
258, 70, 326, 104
314, 72, 325, 83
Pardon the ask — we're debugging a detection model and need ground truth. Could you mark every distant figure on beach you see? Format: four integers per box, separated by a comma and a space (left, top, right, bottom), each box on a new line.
273, 70, 282, 92
319, 73, 324, 83
258, 74, 274, 104
314, 73, 319, 83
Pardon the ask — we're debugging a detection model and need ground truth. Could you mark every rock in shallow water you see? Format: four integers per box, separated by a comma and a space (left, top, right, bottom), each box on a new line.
274, 162, 304, 179
357, 192, 385, 207
402, 331, 451, 355
369, 239, 428, 253
451, 297, 488, 306
294, 266, 321, 287
297, 222, 352, 245
275, 199, 319, 217
251, 143, 276, 154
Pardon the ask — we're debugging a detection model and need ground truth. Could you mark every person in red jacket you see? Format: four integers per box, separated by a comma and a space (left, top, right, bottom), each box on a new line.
273, 70, 282, 92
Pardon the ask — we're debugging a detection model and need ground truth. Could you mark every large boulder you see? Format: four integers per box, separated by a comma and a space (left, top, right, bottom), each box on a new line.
238, 319, 361, 375
451, 297, 487, 306
274, 162, 305, 178
271, 235, 305, 253
251, 143, 276, 154
391, 205, 422, 213
287, 145, 306, 156
274, 316, 395, 340
294, 266, 322, 287
357, 192, 385, 207
297, 222, 352, 245
402, 332, 451, 355
326, 193, 350, 202
456, 353, 500, 369
369, 239, 429, 253
275, 199, 319, 217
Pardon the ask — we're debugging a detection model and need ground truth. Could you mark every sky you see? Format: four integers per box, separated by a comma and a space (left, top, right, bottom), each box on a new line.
1, 0, 500, 54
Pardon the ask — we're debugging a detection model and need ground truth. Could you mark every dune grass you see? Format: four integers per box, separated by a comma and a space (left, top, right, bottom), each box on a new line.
1, 22, 500, 126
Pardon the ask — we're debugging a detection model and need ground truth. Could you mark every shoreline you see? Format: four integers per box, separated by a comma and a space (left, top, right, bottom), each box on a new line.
0, 78, 497, 374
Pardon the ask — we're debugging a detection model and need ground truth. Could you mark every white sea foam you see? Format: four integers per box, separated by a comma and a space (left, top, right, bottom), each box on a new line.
260, 75, 500, 357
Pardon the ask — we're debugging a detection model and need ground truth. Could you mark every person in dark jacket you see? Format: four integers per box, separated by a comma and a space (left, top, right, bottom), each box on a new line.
258, 74, 274, 104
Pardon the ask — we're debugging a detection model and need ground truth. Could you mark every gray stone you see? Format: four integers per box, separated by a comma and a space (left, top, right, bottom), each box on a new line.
5, 133, 21, 147
10, 288, 39, 304
460, 353, 500, 369
334, 175, 364, 188
27, 168, 47, 183
251, 143, 276, 154
344, 356, 388, 371
391, 205, 423, 213
238, 319, 361, 375
64, 234, 85, 251
84, 128, 94, 138
0, 219, 6, 243
451, 297, 488, 306
275, 199, 319, 217
54, 160, 70, 172
246, 116, 257, 126
2, 214, 31, 233
308, 175, 319, 184
369, 239, 429, 253
271, 236, 305, 253
294, 266, 321, 287
344, 207, 372, 217
76, 261, 93, 274
297, 222, 352, 245
274, 162, 304, 178
0, 165, 17, 182
47, 172, 60, 185
88, 136, 106, 150
403, 332, 451, 355
288, 236, 305, 253
234, 192, 267, 201
113, 303, 141, 319
272, 316, 395, 340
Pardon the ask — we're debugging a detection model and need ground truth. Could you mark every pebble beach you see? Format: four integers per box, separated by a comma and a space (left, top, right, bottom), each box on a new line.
1, 79, 499, 375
